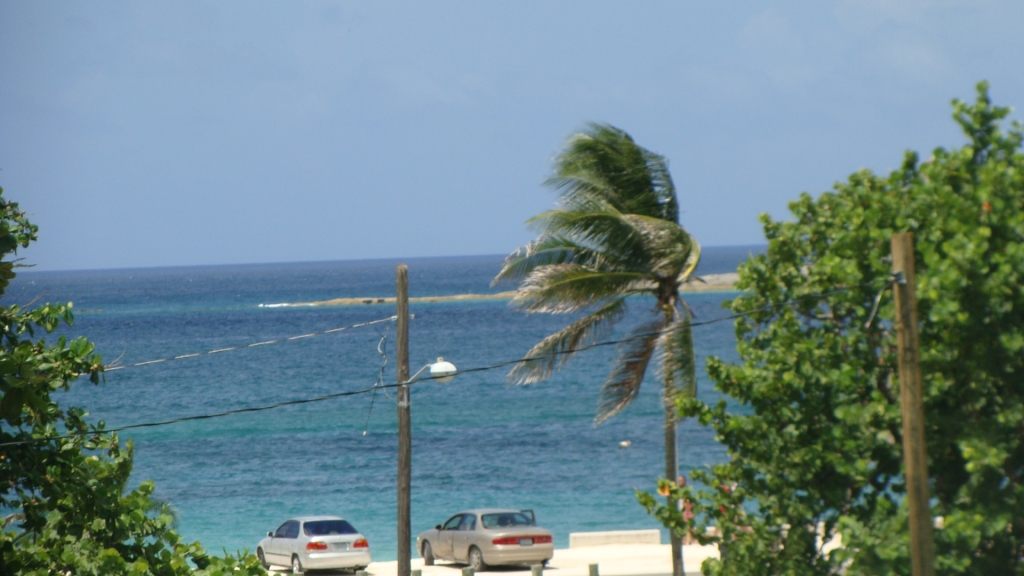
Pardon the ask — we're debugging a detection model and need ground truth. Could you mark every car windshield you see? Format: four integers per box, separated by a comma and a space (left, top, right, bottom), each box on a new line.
303, 520, 358, 536
481, 513, 535, 529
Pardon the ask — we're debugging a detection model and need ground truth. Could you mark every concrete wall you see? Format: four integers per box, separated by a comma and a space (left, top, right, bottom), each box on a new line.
568, 530, 662, 548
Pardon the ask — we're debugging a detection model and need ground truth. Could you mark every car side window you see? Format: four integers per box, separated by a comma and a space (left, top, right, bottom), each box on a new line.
274, 522, 291, 538
442, 516, 462, 530
458, 514, 476, 531
285, 521, 300, 539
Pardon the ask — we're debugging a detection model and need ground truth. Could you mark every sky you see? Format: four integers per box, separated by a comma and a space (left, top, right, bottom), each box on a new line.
2, 1, 1022, 271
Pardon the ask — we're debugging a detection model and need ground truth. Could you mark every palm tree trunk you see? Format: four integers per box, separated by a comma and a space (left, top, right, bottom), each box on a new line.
665, 392, 684, 576
661, 297, 686, 576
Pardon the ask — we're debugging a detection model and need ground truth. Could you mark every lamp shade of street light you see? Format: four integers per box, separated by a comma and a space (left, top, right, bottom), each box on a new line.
429, 357, 457, 383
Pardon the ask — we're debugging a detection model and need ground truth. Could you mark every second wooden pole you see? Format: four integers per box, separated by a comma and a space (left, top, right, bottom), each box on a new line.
891, 232, 935, 576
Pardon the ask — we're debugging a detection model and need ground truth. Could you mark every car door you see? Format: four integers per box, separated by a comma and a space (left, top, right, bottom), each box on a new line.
283, 521, 301, 560
437, 515, 462, 560
267, 521, 292, 563
453, 513, 477, 562
271, 521, 300, 563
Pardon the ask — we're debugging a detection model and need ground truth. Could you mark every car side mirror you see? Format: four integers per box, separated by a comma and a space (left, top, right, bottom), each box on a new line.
435, 525, 441, 530
267, 531, 273, 537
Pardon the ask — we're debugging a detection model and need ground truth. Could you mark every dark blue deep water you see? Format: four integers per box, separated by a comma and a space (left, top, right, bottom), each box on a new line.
5, 246, 762, 561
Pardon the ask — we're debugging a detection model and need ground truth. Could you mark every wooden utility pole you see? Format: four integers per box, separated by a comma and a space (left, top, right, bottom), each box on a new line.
396, 264, 412, 576
891, 232, 935, 576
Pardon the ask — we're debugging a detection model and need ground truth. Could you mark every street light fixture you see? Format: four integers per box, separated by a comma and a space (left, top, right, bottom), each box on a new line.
407, 357, 457, 384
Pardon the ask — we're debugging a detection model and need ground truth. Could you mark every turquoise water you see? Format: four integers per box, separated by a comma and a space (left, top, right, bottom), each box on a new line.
6, 247, 761, 561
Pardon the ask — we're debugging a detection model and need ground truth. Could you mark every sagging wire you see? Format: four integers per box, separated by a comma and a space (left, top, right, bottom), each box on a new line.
863, 272, 903, 329
362, 325, 390, 436
104, 315, 403, 372
375, 327, 398, 405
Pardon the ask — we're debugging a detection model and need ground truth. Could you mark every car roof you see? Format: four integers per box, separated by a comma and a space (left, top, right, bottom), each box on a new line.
286, 516, 347, 522
455, 509, 529, 516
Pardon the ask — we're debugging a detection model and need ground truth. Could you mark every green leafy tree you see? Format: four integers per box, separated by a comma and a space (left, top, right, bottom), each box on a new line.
0, 189, 265, 575
641, 83, 1024, 575
494, 124, 701, 576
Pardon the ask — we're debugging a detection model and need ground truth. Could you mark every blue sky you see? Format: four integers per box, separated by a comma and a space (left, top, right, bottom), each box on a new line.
2, 1, 1022, 271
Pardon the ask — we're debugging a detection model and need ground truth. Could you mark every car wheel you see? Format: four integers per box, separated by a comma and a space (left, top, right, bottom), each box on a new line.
256, 548, 269, 569
468, 546, 487, 572
422, 541, 435, 566
291, 554, 303, 574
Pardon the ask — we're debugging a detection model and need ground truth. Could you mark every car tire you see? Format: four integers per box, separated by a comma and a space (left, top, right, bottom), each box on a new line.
256, 548, 269, 569
291, 554, 303, 574
422, 541, 435, 566
468, 546, 487, 572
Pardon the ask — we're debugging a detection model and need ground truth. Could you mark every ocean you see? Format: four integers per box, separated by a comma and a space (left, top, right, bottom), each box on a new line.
6, 245, 763, 561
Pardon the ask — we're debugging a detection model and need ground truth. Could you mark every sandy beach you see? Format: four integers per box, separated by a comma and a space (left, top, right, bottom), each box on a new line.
267, 543, 719, 576
272, 274, 739, 308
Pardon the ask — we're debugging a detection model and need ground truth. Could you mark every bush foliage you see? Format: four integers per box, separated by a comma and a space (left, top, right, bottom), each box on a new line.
641, 83, 1023, 575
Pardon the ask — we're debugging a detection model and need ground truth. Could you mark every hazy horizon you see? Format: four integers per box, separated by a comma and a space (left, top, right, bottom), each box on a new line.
12, 243, 767, 275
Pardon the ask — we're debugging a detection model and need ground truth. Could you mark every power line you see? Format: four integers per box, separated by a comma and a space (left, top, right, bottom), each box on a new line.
0, 381, 398, 447
0, 276, 894, 448
104, 315, 404, 372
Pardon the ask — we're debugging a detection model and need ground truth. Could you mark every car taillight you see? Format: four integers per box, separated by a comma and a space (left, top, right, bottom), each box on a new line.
306, 541, 328, 551
353, 538, 369, 548
492, 535, 552, 545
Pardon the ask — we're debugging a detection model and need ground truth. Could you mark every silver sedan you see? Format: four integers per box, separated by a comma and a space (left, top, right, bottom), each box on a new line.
417, 509, 554, 571
256, 515, 372, 573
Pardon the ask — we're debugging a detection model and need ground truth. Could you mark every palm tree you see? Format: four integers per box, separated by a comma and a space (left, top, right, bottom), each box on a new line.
493, 124, 699, 576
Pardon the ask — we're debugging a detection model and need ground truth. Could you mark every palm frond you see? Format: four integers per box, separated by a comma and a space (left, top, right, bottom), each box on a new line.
676, 240, 702, 285
507, 298, 628, 384
547, 182, 619, 214
510, 264, 649, 313
529, 209, 650, 265
492, 235, 612, 286
547, 124, 675, 221
658, 304, 697, 408
640, 147, 678, 223
622, 214, 696, 279
596, 315, 669, 424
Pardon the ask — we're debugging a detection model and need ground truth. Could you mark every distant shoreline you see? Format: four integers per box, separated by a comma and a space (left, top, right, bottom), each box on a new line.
261, 273, 739, 308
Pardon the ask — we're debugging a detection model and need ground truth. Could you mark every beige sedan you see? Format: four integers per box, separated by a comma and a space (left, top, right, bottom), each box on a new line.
417, 509, 554, 571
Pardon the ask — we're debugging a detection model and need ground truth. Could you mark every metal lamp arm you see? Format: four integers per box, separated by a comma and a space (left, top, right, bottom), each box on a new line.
405, 364, 432, 384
